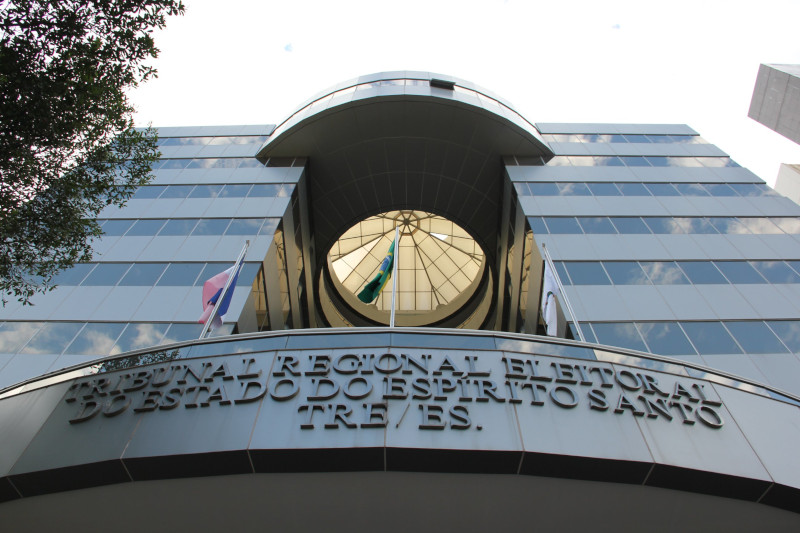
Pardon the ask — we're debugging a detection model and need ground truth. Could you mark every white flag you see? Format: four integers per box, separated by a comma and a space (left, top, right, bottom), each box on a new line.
541, 261, 560, 336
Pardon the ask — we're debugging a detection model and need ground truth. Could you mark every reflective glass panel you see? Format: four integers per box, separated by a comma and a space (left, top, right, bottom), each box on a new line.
609, 217, 651, 234
195, 263, 229, 285
602, 262, 649, 285
82, 263, 132, 285
529, 217, 548, 235
750, 261, 800, 283
226, 218, 264, 235
592, 322, 647, 351
219, 184, 253, 197
640, 262, 690, 284
645, 183, 679, 196
557, 182, 592, 196
644, 157, 670, 167
554, 261, 571, 285
161, 323, 204, 345
160, 185, 195, 198
704, 184, 737, 197
675, 183, 709, 196
191, 219, 231, 235
620, 157, 650, 167
189, 185, 225, 198
544, 217, 582, 234
529, 183, 559, 196
21, 322, 84, 354
715, 261, 766, 284
637, 322, 696, 355
617, 183, 650, 196
64, 322, 127, 355
680, 321, 742, 354
587, 183, 621, 196
771, 218, 800, 234
676, 218, 718, 234
126, 219, 166, 236
730, 183, 767, 196
159, 218, 199, 236
112, 323, 169, 353
0, 322, 43, 353
708, 217, 750, 234
737, 218, 783, 234
157, 263, 205, 286
564, 262, 611, 285
51, 263, 96, 285
593, 156, 625, 166
577, 217, 616, 234
102, 219, 134, 236
643, 218, 685, 234
766, 321, 800, 352
677, 262, 727, 284
131, 186, 166, 199
119, 263, 167, 286
248, 184, 282, 197
724, 321, 788, 354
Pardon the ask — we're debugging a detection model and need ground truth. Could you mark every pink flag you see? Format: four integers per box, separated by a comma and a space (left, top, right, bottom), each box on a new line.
198, 266, 237, 330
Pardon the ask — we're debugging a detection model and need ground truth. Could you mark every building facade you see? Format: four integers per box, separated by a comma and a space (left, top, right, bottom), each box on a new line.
2, 72, 800, 530
749, 63, 800, 145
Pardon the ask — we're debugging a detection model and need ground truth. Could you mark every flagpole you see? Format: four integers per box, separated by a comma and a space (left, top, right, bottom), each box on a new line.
199, 240, 249, 339
541, 243, 585, 342
389, 226, 400, 328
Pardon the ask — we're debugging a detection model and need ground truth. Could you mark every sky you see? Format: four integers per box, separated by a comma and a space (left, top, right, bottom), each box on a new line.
130, 0, 800, 186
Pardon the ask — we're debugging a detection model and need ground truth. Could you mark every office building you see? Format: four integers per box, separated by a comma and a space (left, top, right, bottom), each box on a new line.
749, 63, 800, 145
2, 72, 800, 530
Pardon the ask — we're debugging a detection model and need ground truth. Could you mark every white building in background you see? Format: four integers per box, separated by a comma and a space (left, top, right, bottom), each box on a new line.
2, 72, 800, 530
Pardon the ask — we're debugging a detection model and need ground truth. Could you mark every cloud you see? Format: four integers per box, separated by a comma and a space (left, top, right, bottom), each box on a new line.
611, 23, 621, 30
284, 43, 293, 52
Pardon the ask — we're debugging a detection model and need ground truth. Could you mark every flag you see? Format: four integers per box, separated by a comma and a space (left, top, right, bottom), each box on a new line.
358, 239, 396, 303
541, 261, 561, 336
198, 264, 242, 330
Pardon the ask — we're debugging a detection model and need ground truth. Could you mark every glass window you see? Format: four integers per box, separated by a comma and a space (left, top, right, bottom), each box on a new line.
644, 217, 685, 234
259, 220, 278, 236
623, 134, 648, 143
191, 219, 231, 236
573, 323, 596, 343
786, 261, 800, 276
64, 322, 127, 355
577, 217, 616, 234
708, 217, 750, 234
248, 184, 283, 197
160, 185, 195, 199
159, 218, 199, 236
636, 322, 696, 355
20, 322, 84, 354
119, 263, 167, 286
238, 158, 266, 169
543, 217, 582, 234
608, 135, 628, 143
0, 322, 43, 353
131, 186, 166, 200
161, 323, 204, 345
219, 184, 253, 198
680, 321, 742, 354
715, 261, 766, 284
644, 157, 671, 167
750, 261, 800, 283
646, 135, 673, 143
82, 263, 132, 286
189, 184, 225, 198
771, 218, 800, 234
645, 183, 679, 196
226, 218, 264, 235
675, 218, 718, 234
529, 217, 548, 234
724, 321, 788, 354
640, 261, 690, 284
554, 261, 571, 285
677, 262, 727, 284
564, 262, 611, 285
592, 322, 647, 351
557, 182, 592, 196
620, 156, 651, 167
195, 263, 230, 285
157, 263, 205, 286
513, 182, 530, 196
729, 183, 766, 196
587, 183, 621, 196
112, 323, 169, 353
51, 263, 97, 285
602, 262, 650, 285
126, 219, 166, 236
593, 156, 625, 167
704, 184, 738, 197
609, 217, 651, 234
766, 321, 800, 352
529, 183, 559, 196
617, 183, 650, 196
102, 219, 134, 236
159, 159, 190, 170
737, 218, 783, 234
674, 183, 709, 196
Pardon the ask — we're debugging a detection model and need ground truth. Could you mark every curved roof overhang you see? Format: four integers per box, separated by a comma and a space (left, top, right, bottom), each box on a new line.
256, 72, 553, 278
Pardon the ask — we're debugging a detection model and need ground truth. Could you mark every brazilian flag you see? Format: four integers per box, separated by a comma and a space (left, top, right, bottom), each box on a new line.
358, 240, 396, 303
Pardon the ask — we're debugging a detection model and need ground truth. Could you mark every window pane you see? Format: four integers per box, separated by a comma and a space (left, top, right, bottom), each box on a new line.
609, 217, 651, 234
592, 323, 647, 351
513, 183, 530, 196
192, 219, 231, 236
640, 261, 690, 284
645, 183, 679, 196
51, 263, 96, 285
161, 323, 204, 344
131, 186, 166, 199
160, 185, 195, 198
644, 157, 671, 167
529, 217, 548, 234
766, 321, 800, 352
102, 219, 134, 236
82, 263, 132, 285
737, 218, 783, 234
20, 322, 84, 354
564, 262, 611, 285
674, 183, 709, 196
771, 218, 800, 234
750, 261, 800, 283
730, 183, 766, 196
637, 322, 696, 355
159, 219, 199, 236
603, 262, 650, 285
724, 321, 788, 354
529, 183, 559, 196
557, 182, 592, 196
119, 263, 167, 286
681, 321, 742, 354
715, 261, 766, 284
112, 323, 169, 353
157, 263, 205, 286
195, 263, 230, 285
677, 262, 727, 284
620, 156, 650, 167
0, 322, 43, 353
64, 322, 126, 355
644, 217, 685, 234
127, 219, 166, 236
554, 261, 571, 285
543, 217, 582, 234
708, 217, 750, 234
617, 183, 650, 196
704, 184, 737, 197
593, 156, 625, 166
577, 217, 616, 234
676, 217, 718, 234
189, 184, 225, 198
219, 184, 253, 197
586, 183, 621, 196
248, 184, 282, 197
226, 218, 264, 235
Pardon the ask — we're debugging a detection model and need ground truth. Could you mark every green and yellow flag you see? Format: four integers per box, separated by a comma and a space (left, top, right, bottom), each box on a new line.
358, 239, 396, 303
